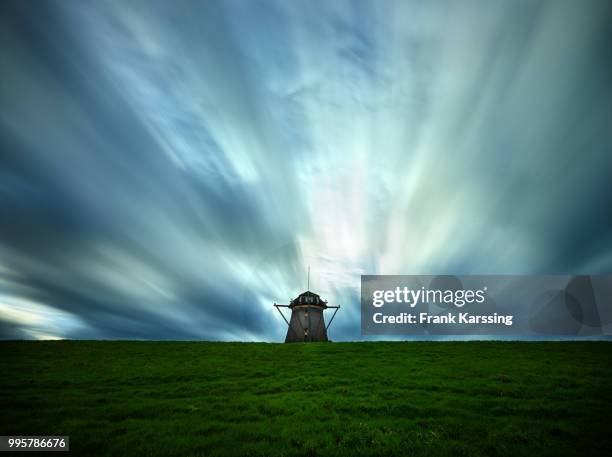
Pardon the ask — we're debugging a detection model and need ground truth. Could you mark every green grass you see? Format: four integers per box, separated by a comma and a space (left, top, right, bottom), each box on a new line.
0, 341, 610, 457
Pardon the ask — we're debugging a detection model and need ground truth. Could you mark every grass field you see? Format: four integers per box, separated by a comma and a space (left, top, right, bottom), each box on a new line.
1, 341, 610, 456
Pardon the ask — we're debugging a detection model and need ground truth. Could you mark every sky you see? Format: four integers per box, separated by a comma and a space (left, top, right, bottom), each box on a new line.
0, 0, 611, 341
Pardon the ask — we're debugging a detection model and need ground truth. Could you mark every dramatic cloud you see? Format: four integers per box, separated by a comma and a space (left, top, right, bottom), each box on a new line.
1, 0, 611, 340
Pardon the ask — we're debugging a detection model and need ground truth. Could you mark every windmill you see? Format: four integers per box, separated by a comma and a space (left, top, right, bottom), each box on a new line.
273, 267, 340, 342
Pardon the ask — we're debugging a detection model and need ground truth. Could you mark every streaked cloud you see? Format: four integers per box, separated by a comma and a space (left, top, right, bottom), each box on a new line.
0, 0, 611, 340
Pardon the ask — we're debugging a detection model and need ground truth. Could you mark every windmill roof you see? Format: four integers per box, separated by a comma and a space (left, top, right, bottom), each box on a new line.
289, 290, 327, 308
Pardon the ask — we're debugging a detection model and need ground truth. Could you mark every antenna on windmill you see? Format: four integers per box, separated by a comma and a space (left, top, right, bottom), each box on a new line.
307, 265, 310, 291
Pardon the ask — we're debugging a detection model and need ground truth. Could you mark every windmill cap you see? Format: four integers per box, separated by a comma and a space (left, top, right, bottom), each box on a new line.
289, 290, 328, 308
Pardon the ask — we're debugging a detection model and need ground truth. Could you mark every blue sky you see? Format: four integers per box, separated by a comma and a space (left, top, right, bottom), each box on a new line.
1, 0, 611, 340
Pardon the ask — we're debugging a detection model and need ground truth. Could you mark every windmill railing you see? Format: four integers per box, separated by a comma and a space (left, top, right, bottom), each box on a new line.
273, 303, 341, 334
324, 305, 340, 330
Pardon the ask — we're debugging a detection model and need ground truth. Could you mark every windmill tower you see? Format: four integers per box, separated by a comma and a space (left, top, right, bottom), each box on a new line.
274, 268, 340, 342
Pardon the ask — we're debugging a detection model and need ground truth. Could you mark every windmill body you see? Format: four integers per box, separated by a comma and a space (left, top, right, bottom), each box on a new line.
285, 291, 329, 342
274, 290, 340, 343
